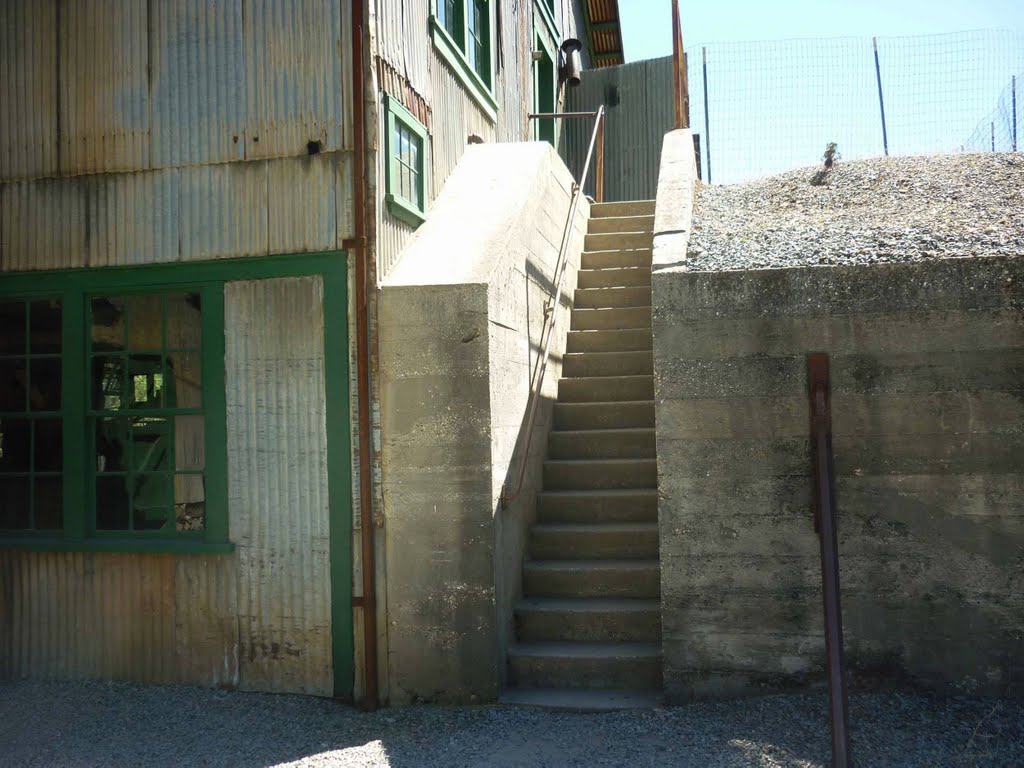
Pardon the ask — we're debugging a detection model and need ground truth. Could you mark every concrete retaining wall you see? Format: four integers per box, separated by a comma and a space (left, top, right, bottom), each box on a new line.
652, 131, 1024, 700
378, 142, 587, 703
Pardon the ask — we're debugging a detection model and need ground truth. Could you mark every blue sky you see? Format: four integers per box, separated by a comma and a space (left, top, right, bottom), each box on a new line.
621, 0, 1024, 61
614, 2, 1024, 183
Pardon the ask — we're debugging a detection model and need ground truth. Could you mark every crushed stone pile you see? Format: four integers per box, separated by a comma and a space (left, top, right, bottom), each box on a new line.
687, 153, 1024, 272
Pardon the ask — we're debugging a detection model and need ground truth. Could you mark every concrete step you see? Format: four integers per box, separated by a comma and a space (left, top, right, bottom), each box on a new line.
548, 428, 655, 459
508, 642, 662, 690
514, 597, 662, 643
543, 458, 657, 490
563, 351, 652, 378
558, 375, 654, 403
582, 249, 652, 270
571, 306, 651, 331
577, 266, 652, 289
553, 401, 655, 431
567, 329, 652, 354
590, 200, 656, 218
587, 215, 655, 235
530, 523, 659, 560
500, 687, 664, 711
584, 231, 653, 252
523, 559, 661, 598
538, 489, 659, 524
574, 286, 651, 309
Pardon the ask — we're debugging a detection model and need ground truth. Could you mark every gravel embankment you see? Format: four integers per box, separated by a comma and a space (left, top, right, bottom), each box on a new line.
2, 681, 1023, 767
687, 153, 1024, 272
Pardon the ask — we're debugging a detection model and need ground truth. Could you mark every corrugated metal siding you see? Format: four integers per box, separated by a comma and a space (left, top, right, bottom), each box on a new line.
376, 0, 431, 103
59, 0, 150, 175
0, 0, 59, 180
225, 276, 333, 696
244, 0, 351, 159
1, 152, 353, 270
564, 56, 674, 201
150, 0, 247, 168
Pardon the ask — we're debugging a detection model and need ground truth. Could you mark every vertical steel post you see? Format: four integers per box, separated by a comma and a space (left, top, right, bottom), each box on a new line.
873, 37, 889, 157
596, 114, 605, 203
702, 46, 711, 183
992, 121, 996, 152
1012, 76, 1017, 152
807, 354, 853, 768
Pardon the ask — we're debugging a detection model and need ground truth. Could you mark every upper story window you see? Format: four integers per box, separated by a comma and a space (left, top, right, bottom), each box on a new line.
384, 95, 429, 228
430, 0, 497, 122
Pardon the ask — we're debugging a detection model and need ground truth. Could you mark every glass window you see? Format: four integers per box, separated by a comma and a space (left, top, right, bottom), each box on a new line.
385, 96, 429, 228
0, 299, 63, 531
467, 0, 490, 85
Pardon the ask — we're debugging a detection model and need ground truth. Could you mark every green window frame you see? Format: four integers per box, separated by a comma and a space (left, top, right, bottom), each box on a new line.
430, 0, 497, 122
384, 94, 430, 228
535, 0, 559, 43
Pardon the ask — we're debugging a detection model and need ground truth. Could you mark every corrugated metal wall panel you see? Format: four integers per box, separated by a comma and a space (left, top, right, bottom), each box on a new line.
179, 161, 269, 262
267, 155, 337, 254
0, 177, 89, 270
88, 169, 181, 267
429, 63, 496, 199
150, 0, 247, 168
174, 555, 240, 688
376, 0, 431, 104
59, 0, 150, 175
0, 0, 59, 181
0, 552, 177, 684
244, 0, 350, 159
564, 56, 674, 201
225, 276, 333, 696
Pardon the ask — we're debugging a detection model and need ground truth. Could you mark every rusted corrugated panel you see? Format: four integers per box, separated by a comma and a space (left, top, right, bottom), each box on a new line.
225, 277, 333, 696
0, 0, 59, 181
174, 556, 240, 688
376, 0, 431, 104
0, 177, 89, 270
244, 0, 351, 159
59, 0, 150, 175
179, 161, 269, 261
335, 150, 355, 247
0, 552, 176, 684
430, 60, 496, 199
151, 0, 247, 168
267, 153, 337, 254
88, 169, 181, 267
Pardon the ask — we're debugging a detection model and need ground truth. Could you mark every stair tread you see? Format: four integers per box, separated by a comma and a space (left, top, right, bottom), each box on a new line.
544, 457, 655, 466
509, 641, 661, 658
550, 427, 654, 436
539, 488, 658, 498
531, 522, 658, 533
559, 374, 653, 382
525, 559, 659, 570
515, 596, 660, 611
499, 687, 663, 711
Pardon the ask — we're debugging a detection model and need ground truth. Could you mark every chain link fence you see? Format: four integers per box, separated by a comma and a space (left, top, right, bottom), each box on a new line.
686, 30, 1024, 184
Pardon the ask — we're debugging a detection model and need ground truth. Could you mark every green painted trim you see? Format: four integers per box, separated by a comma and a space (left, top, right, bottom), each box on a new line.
203, 285, 229, 545
534, 0, 559, 44
63, 291, 87, 540
429, 15, 498, 122
322, 264, 354, 700
383, 94, 429, 229
0, 536, 236, 554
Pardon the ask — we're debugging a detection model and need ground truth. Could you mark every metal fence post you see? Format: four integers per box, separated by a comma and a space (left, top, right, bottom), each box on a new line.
702, 46, 711, 183
873, 37, 890, 156
992, 121, 996, 152
1013, 75, 1018, 152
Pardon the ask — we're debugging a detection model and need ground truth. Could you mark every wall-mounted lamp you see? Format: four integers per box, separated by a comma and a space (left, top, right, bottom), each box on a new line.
558, 38, 583, 87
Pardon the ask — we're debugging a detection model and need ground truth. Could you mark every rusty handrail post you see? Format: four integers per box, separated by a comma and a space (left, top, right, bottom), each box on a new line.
807, 353, 853, 767
596, 117, 605, 202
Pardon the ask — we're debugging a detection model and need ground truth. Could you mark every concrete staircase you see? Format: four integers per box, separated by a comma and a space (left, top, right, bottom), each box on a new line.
503, 200, 661, 711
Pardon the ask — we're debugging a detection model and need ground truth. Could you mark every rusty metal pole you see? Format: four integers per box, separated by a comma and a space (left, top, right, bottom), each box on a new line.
807, 353, 852, 767
595, 114, 605, 203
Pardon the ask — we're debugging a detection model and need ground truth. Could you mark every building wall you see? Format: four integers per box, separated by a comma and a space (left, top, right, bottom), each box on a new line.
652, 254, 1024, 699
0, 2, 356, 696
0, 276, 337, 694
372, 0, 591, 280
378, 143, 586, 703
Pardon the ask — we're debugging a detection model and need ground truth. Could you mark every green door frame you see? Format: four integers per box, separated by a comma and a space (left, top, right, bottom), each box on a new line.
0, 251, 354, 699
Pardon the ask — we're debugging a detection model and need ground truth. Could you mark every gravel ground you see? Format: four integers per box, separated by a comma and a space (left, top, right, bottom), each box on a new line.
687, 153, 1024, 272
2, 681, 1023, 767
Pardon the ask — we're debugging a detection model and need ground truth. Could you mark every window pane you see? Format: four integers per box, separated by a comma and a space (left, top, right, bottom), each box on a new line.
91, 297, 126, 353
29, 358, 61, 411
29, 300, 62, 354
0, 301, 26, 355
166, 350, 201, 408
132, 416, 171, 473
175, 473, 205, 531
34, 420, 62, 472
91, 357, 126, 411
34, 477, 62, 529
175, 416, 205, 471
0, 360, 27, 412
131, 368, 164, 409
166, 292, 202, 350
133, 473, 171, 526
126, 294, 162, 351
96, 417, 130, 473
95, 475, 130, 530
0, 418, 30, 472
0, 476, 30, 529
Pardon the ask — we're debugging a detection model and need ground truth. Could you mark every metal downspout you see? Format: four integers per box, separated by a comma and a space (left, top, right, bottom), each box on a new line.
351, 0, 379, 711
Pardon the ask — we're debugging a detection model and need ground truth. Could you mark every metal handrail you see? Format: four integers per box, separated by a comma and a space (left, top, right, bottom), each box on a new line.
501, 106, 605, 505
